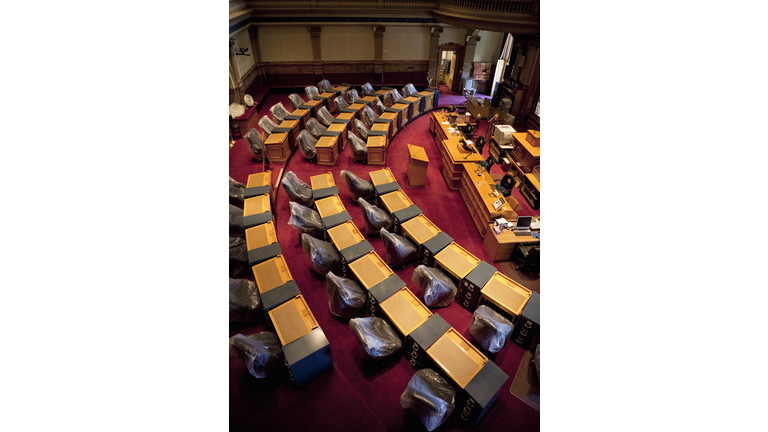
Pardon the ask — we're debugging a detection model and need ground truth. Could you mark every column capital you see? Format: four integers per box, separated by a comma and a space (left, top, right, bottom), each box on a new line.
307, 26, 321, 38
373, 26, 386, 38
229, 38, 237, 54
248, 25, 258, 37
430, 26, 443, 37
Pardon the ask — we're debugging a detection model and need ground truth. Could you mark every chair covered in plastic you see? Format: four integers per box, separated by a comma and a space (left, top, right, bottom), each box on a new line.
373, 97, 387, 115
258, 116, 278, 138
244, 128, 263, 161
297, 130, 318, 160
348, 131, 367, 163
318, 79, 333, 94
306, 117, 327, 140
288, 93, 305, 111
317, 106, 335, 128
361, 82, 375, 97
305, 86, 320, 101
334, 96, 351, 112
361, 105, 378, 129
347, 89, 361, 104
269, 102, 291, 124
403, 83, 418, 98
390, 89, 404, 104
354, 119, 369, 141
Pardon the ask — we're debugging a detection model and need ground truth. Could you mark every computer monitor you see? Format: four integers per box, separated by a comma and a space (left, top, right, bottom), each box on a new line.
515, 216, 532, 231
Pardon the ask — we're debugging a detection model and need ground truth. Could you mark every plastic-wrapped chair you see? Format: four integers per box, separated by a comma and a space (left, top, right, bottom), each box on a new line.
359, 198, 393, 235
244, 128, 263, 161
296, 130, 318, 160
230, 332, 284, 378
317, 106, 334, 128
401, 85, 411, 98
301, 233, 341, 275
382, 91, 393, 107
258, 117, 278, 138
354, 119, 369, 141
230, 177, 245, 208
281, 171, 314, 207
318, 79, 333, 94
340, 170, 375, 203
400, 369, 456, 432
230, 204, 244, 238
404, 83, 418, 98
390, 89, 404, 104
350, 317, 403, 358
269, 102, 291, 124
326, 272, 367, 318
362, 82, 375, 97
348, 131, 367, 163
361, 105, 378, 129
305, 85, 320, 100
229, 237, 249, 278
306, 118, 327, 140
373, 97, 387, 115
469, 305, 514, 354
412, 265, 457, 308
334, 96, 351, 112
288, 201, 324, 238
229, 279, 261, 322
347, 89, 361, 104
380, 228, 417, 268
288, 93, 305, 111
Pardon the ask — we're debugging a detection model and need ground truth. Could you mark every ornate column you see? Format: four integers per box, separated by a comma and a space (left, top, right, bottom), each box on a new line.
461, 30, 481, 92
428, 26, 443, 88
308, 26, 323, 82
373, 26, 386, 85
229, 38, 244, 104
248, 25, 266, 85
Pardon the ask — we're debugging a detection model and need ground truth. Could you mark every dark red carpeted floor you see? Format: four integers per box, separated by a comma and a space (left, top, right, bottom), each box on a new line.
229, 89, 540, 432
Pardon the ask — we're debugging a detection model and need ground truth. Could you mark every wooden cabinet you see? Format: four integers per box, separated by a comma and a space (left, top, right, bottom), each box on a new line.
366, 135, 387, 166
315, 136, 340, 166
264, 132, 292, 163
406, 144, 429, 187
459, 163, 519, 238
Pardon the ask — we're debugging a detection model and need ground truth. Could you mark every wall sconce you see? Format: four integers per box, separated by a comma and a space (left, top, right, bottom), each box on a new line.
236, 48, 250, 56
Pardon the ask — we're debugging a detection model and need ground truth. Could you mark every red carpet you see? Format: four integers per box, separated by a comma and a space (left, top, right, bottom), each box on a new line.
229, 89, 540, 432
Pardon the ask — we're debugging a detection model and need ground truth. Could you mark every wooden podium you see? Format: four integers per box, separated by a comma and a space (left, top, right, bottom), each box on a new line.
406, 144, 429, 187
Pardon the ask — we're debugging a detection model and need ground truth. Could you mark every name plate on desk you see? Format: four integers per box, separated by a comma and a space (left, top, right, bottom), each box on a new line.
492, 198, 505, 210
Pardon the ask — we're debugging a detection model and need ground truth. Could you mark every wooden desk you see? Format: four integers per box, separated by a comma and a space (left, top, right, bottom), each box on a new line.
392, 103, 409, 128
417, 91, 436, 112
520, 173, 540, 210
231, 104, 260, 136
278, 119, 301, 149
465, 97, 507, 120
320, 92, 337, 114
367, 135, 387, 166
379, 112, 399, 137
375, 89, 391, 106
482, 219, 540, 261
348, 103, 365, 121
404, 96, 421, 120
361, 96, 378, 107
459, 163, 519, 238
510, 132, 540, 173
316, 136, 340, 166
302, 99, 323, 117
291, 108, 310, 130
430, 112, 484, 189
370, 123, 390, 148
327, 123, 348, 153
264, 132, 292, 163
406, 144, 429, 187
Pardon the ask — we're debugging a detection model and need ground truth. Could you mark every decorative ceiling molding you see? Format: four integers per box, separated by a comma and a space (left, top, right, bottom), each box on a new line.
429, 11, 539, 35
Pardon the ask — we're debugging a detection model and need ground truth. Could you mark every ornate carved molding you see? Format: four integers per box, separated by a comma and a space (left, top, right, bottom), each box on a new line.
430, 12, 539, 35
373, 26, 386, 38
430, 26, 444, 36
307, 26, 321, 37
439, 42, 463, 51
229, 38, 237, 54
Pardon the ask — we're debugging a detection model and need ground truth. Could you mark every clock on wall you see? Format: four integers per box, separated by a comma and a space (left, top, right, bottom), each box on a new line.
244, 94, 254, 108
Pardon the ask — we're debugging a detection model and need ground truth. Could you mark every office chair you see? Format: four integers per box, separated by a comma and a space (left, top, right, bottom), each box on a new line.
258, 117, 278, 138
474, 136, 486, 153
318, 79, 333, 94
296, 130, 318, 161
334, 96, 350, 112
498, 173, 515, 197
305, 118, 327, 140
354, 119, 369, 141
361, 105, 378, 129
269, 102, 291, 124
347, 89, 362, 104
348, 131, 367, 163
362, 82, 375, 97
317, 106, 334, 128
373, 97, 387, 115
512, 243, 539, 277
244, 128, 263, 161
305, 86, 320, 101
288, 93, 305, 111
462, 123, 475, 141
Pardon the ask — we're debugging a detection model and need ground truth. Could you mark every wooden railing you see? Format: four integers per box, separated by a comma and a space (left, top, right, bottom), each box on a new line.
439, 0, 534, 13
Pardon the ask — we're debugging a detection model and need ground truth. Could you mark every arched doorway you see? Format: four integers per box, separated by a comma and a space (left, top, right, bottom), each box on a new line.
437, 42, 465, 94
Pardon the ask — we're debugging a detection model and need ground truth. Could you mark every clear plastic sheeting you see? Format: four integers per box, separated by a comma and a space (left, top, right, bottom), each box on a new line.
229, 278, 261, 322
380, 228, 418, 268
362, 82, 375, 96
230, 204, 244, 237
288, 201, 324, 238
301, 233, 341, 275
269, 102, 291, 124
230, 177, 245, 208
373, 97, 387, 115
348, 131, 367, 162
288, 93, 305, 111
347, 89, 361, 104
390, 89, 404, 104
334, 96, 350, 112
296, 130, 318, 160
349, 317, 403, 358
382, 92, 393, 107
354, 119, 369, 141
326, 272, 367, 318
412, 265, 457, 308
305, 118, 327, 140
305, 85, 320, 100
317, 106, 334, 127
244, 128, 263, 160
400, 369, 456, 432
359, 198, 393, 235
229, 103, 246, 119
469, 305, 514, 354
404, 83, 418, 98
230, 332, 284, 379
258, 116, 278, 138
362, 105, 378, 128
281, 171, 314, 207
229, 237, 249, 278
340, 170, 375, 202
318, 79, 333, 94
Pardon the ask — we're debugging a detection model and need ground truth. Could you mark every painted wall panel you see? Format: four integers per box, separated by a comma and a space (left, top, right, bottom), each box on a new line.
473, 31, 505, 63
260, 26, 313, 62
320, 26, 375, 61
383, 26, 430, 61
